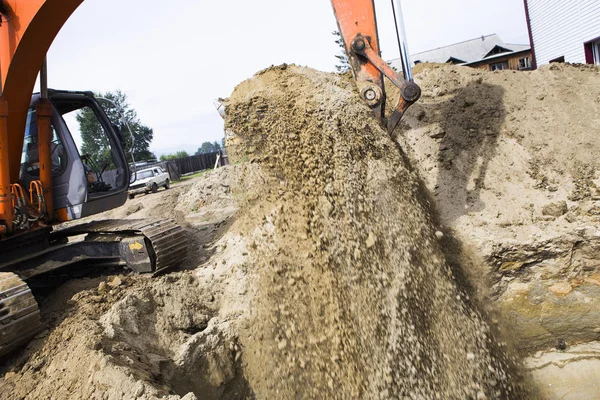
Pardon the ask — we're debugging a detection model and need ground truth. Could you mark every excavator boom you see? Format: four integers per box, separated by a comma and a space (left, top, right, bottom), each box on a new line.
0, 0, 83, 230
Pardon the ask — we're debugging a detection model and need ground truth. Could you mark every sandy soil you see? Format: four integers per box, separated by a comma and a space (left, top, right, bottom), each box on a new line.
394, 62, 600, 398
1, 62, 599, 399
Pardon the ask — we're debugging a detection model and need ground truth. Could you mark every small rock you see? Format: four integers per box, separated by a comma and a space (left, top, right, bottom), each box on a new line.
555, 338, 567, 351
365, 233, 377, 248
548, 282, 573, 296
565, 213, 577, 223
429, 126, 446, 139
542, 201, 568, 217
435, 231, 444, 239
98, 281, 107, 293
107, 276, 123, 289
278, 339, 288, 350
133, 382, 145, 397
4, 372, 16, 380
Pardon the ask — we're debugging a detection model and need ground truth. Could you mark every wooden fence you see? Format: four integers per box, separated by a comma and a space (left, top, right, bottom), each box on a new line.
131, 150, 228, 182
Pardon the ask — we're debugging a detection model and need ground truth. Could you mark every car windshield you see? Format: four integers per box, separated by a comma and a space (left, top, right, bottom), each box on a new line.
134, 170, 153, 180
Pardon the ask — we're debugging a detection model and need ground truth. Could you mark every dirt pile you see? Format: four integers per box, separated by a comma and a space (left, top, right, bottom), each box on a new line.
224, 65, 526, 398
394, 62, 600, 396
5, 62, 599, 399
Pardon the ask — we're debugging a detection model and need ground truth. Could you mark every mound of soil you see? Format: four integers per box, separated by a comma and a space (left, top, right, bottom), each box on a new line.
224, 64, 525, 398
395, 62, 600, 396
0, 166, 265, 400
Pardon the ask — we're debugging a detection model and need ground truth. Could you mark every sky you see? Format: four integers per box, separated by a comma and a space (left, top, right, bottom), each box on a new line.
45, 0, 529, 157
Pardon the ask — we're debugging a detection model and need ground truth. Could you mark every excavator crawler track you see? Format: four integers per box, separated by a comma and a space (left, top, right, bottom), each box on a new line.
0, 273, 41, 358
53, 218, 188, 274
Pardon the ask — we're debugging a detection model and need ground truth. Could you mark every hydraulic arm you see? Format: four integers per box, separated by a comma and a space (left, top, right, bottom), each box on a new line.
331, 0, 421, 132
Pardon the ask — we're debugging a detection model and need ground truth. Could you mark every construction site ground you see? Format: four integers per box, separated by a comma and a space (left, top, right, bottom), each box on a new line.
1, 62, 600, 399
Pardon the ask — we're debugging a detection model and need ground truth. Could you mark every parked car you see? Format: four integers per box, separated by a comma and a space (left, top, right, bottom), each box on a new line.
128, 166, 170, 199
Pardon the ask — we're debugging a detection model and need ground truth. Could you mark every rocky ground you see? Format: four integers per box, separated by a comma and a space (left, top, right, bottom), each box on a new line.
0, 62, 599, 399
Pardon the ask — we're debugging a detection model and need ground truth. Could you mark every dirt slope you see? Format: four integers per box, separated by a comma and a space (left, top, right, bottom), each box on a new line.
224, 64, 525, 399
0, 165, 267, 400
395, 62, 600, 398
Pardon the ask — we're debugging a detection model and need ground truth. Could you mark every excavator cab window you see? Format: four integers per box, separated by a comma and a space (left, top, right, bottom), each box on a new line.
48, 91, 130, 200
20, 109, 68, 178
61, 105, 118, 194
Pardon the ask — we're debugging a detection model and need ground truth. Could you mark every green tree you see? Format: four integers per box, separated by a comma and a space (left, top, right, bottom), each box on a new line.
76, 90, 155, 168
333, 30, 350, 73
196, 141, 221, 155
159, 151, 189, 161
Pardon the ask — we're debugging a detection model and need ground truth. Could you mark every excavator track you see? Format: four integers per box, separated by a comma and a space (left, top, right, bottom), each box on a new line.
0, 219, 187, 357
53, 218, 188, 274
0, 273, 41, 358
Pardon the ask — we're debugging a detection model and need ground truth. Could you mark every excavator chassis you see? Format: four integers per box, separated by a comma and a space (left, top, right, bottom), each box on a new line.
0, 218, 188, 357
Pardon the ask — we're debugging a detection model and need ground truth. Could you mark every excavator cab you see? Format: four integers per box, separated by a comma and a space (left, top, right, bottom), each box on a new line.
20, 91, 129, 221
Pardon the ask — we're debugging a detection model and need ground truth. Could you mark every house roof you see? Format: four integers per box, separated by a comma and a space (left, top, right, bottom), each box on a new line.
389, 34, 530, 69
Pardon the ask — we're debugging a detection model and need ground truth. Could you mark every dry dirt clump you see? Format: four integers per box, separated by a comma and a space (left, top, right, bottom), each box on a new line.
224, 64, 527, 398
0, 271, 250, 400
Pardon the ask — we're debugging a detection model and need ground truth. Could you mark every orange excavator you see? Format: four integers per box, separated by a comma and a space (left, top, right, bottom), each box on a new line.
0, 0, 420, 356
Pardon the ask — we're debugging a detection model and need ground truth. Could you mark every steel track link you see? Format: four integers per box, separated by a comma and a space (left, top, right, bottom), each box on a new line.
54, 218, 188, 273
0, 272, 41, 357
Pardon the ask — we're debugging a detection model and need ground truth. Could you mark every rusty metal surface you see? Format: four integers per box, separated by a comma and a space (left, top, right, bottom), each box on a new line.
0, 272, 41, 357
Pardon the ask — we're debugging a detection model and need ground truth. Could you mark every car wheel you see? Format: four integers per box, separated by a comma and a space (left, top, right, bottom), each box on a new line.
128, 194, 135, 200
151, 183, 158, 193
164, 179, 170, 189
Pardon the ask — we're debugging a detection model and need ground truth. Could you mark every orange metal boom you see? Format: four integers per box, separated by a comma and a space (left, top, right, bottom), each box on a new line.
330, 0, 420, 131
0, 0, 83, 231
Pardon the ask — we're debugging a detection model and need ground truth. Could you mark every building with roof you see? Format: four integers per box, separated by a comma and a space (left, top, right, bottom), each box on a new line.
524, 0, 600, 68
389, 34, 532, 72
